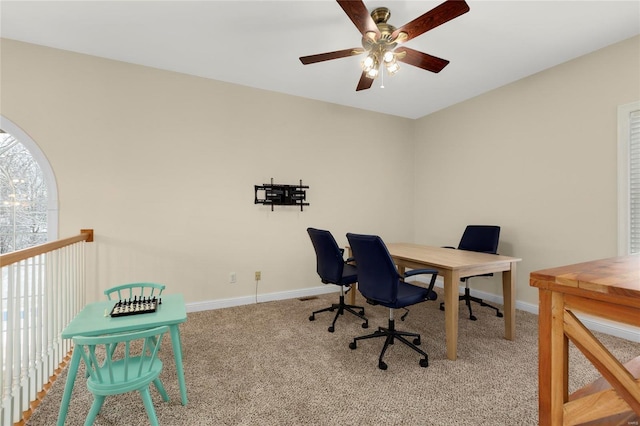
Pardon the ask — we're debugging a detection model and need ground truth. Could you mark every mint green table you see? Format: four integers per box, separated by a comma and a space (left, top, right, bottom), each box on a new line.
57, 293, 188, 425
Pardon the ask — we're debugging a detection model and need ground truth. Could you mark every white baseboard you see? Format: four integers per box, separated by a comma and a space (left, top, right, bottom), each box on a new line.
186, 285, 339, 313
186, 279, 640, 343
431, 279, 640, 343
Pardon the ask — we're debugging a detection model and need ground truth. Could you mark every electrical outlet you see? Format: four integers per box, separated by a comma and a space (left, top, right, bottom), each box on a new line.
255, 271, 261, 281
229, 272, 236, 284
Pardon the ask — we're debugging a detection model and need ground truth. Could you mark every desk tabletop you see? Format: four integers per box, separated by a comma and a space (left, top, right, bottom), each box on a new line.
530, 255, 640, 302
62, 293, 187, 339
386, 243, 521, 270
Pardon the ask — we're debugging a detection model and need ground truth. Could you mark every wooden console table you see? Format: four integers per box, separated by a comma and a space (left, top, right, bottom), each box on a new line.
530, 255, 640, 425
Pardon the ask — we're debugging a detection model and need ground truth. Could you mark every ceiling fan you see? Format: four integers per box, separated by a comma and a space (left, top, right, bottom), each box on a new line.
299, 0, 470, 91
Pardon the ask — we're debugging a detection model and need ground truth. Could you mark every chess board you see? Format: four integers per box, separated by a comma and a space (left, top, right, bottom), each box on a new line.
109, 296, 160, 317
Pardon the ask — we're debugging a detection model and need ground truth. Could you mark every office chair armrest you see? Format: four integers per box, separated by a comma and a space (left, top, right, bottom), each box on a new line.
404, 268, 438, 278
403, 269, 438, 301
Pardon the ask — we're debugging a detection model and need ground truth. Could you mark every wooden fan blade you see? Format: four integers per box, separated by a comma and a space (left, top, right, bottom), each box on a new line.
356, 72, 374, 91
392, 0, 470, 43
337, 0, 380, 39
300, 48, 365, 65
395, 47, 450, 73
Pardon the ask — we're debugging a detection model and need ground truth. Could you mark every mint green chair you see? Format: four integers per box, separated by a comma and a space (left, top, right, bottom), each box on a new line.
102, 282, 167, 364
104, 282, 165, 301
73, 326, 170, 426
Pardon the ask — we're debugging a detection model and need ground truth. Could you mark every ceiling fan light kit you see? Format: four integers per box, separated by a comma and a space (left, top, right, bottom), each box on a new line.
299, 0, 470, 91
360, 7, 400, 79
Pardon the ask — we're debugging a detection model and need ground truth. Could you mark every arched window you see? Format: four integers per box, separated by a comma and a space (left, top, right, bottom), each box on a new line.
0, 117, 58, 253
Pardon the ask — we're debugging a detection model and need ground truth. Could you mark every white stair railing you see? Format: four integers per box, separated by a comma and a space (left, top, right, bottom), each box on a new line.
0, 230, 93, 426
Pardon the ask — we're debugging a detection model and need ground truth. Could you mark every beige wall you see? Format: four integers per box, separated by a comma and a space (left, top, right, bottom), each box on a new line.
0, 39, 415, 304
413, 35, 640, 305
1, 35, 639, 308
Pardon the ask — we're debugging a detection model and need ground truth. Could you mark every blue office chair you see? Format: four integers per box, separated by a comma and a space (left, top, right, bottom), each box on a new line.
439, 225, 503, 321
73, 326, 170, 426
346, 233, 438, 370
307, 228, 368, 332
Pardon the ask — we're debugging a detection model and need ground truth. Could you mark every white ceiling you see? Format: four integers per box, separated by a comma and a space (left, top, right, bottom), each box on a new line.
1, 1, 639, 119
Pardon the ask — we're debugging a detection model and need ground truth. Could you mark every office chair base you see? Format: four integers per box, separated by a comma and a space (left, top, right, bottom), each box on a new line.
349, 319, 428, 370
309, 294, 368, 332
439, 289, 504, 321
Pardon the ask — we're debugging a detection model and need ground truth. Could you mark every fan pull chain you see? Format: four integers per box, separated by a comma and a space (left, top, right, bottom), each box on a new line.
380, 68, 385, 89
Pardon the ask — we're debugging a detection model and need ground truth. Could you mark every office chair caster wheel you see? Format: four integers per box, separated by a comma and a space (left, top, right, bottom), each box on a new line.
439, 304, 445, 312
378, 361, 388, 370
349, 342, 357, 350
419, 358, 429, 368
362, 322, 369, 329
328, 326, 335, 333
497, 312, 504, 318
309, 315, 315, 321
469, 315, 477, 321
413, 338, 421, 345
359, 309, 365, 315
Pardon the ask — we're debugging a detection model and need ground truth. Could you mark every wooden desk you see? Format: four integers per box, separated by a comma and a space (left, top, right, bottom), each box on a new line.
530, 255, 640, 425
57, 293, 188, 426
350, 243, 521, 360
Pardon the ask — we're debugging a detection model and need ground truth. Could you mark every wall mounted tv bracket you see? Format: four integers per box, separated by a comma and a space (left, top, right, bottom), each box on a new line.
254, 179, 309, 211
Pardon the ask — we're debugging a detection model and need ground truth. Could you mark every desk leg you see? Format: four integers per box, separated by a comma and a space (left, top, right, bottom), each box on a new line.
538, 289, 569, 425
502, 263, 517, 340
57, 346, 82, 426
347, 247, 357, 306
348, 286, 356, 306
444, 271, 459, 360
169, 324, 188, 405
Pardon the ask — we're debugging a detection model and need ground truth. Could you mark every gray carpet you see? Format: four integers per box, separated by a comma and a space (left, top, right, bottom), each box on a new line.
27, 289, 639, 425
